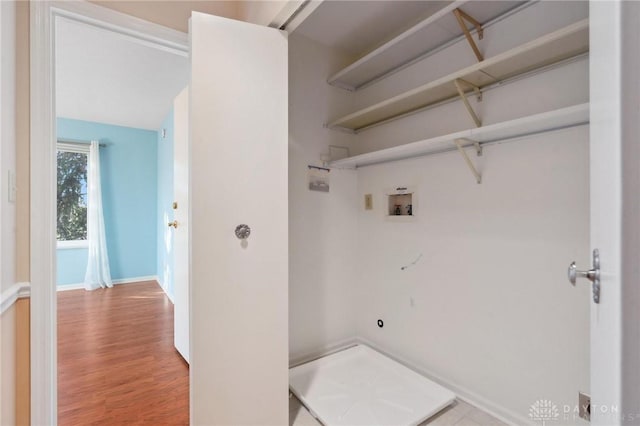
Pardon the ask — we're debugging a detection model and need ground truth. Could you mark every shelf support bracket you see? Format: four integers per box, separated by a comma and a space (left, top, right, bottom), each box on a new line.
453, 8, 484, 62
454, 78, 482, 128
323, 123, 356, 135
474, 141, 483, 157
454, 138, 482, 184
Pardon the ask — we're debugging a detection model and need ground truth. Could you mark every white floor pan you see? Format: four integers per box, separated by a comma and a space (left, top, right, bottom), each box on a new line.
289, 345, 456, 426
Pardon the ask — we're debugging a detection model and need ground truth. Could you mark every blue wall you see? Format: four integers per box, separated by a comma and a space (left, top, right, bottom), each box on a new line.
57, 118, 158, 285
57, 248, 89, 285
157, 109, 175, 299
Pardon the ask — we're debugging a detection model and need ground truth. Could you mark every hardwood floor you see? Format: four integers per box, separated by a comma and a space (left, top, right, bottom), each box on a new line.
57, 281, 188, 425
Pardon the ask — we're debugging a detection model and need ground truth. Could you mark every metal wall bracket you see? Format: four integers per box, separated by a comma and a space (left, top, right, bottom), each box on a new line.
454, 78, 482, 128
323, 123, 357, 135
454, 138, 482, 184
453, 8, 484, 62
474, 141, 483, 157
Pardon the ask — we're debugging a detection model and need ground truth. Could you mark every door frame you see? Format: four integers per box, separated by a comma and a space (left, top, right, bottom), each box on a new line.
30, 1, 640, 425
589, 1, 640, 423
29, 2, 188, 423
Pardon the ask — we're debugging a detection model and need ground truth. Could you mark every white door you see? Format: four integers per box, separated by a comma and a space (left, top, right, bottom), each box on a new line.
589, 1, 640, 423
189, 12, 289, 425
173, 87, 190, 363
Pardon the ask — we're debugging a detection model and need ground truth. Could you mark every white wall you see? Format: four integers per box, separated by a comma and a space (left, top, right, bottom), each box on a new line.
348, 2, 590, 424
356, 126, 590, 424
289, 1, 591, 424
0, 1, 17, 424
288, 34, 360, 362
1, 0, 16, 295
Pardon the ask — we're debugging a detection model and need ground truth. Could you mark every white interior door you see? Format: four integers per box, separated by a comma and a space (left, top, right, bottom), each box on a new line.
589, 1, 640, 423
189, 12, 289, 425
173, 87, 189, 363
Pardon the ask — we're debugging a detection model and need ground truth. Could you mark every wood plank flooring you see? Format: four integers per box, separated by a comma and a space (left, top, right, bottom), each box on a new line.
57, 281, 188, 425
58, 281, 505, 426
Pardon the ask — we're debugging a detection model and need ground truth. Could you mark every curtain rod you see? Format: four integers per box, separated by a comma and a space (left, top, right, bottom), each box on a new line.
57, 138, 107, 147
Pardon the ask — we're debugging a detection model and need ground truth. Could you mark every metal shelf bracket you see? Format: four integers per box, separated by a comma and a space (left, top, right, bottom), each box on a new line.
453, 8, 484, 62
454, 78, 482, 128
323, 123, 356, 135
474, 140, 482, 157
454, 138, 482, 184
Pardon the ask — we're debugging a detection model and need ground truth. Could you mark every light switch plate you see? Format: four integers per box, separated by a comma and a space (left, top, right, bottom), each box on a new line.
364, 194, 373, 210
8, 170, 16, 203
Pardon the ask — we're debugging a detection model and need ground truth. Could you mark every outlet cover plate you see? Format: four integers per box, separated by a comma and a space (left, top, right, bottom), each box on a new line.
364, 194, 373, 210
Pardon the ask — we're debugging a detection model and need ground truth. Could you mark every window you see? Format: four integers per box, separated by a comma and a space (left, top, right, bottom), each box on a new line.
57, 143, 89, 246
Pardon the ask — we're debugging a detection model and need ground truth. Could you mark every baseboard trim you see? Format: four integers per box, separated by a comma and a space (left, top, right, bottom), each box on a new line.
57, 275, 159, 291
1, 282, 31, 314
155, 279, 174, 304
289, 337, 360, 368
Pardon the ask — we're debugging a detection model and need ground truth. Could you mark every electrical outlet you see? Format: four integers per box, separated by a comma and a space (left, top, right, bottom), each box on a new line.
579, 392, 590, 421
364, 194, 373, 210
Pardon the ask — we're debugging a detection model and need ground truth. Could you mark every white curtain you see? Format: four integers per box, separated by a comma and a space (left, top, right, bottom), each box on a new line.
84, 141, 112, 290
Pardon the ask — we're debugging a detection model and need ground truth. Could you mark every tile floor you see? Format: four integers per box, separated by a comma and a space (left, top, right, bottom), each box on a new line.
289, 394, 507, 426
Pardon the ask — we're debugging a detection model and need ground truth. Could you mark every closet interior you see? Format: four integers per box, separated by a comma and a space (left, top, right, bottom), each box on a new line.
288, 1, 590, 424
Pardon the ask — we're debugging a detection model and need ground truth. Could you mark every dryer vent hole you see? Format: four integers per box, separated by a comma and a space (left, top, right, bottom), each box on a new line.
377, 319, 384, 328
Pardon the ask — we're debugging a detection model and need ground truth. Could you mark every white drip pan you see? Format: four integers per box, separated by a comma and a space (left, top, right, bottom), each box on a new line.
289, 345, 455, 426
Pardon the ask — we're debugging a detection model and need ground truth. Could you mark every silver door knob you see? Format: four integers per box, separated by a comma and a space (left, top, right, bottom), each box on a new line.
567, 262, 597, 285
567, 249, 601, 303
235, 224, 251, 239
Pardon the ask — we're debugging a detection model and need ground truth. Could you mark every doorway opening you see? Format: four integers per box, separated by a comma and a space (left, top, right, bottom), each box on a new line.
53, 12, 190, 423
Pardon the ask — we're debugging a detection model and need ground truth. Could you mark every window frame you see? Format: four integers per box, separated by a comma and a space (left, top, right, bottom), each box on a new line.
56, 141, 90, 248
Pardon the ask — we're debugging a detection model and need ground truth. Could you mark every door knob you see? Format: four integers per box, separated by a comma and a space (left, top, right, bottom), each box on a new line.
567, 262, 597, 285
168, 220, 178, 228
235, 224, 251, 239
567, 249, 600, 303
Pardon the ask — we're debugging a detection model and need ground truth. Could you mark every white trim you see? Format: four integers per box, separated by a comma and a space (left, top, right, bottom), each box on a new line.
49, 2, 188, 56
282, 1, 324, 33
31, 2, 58, 423
0, 283, 31, 315
30, 2, 188, 424
56, 240, 89, 250
288, 336, 360, 368
57, 141, 90, 154
56, 142, 89, 248
56, 275, 159, 291
156, 278, 175, 304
